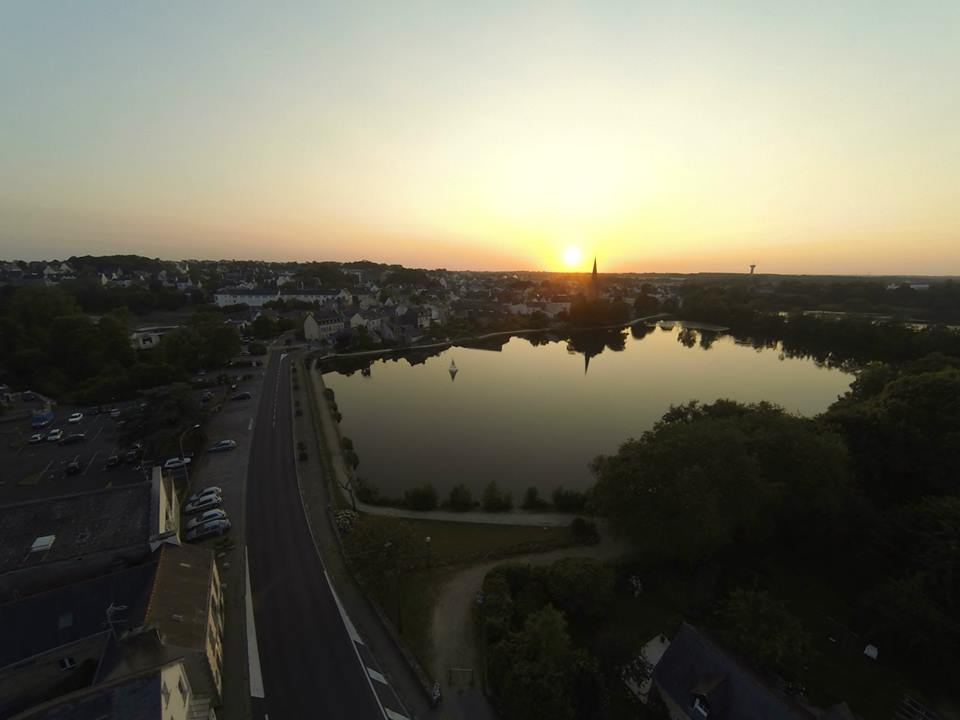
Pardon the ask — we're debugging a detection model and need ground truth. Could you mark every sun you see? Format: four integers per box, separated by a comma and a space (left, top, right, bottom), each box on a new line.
562, 246, 583, 268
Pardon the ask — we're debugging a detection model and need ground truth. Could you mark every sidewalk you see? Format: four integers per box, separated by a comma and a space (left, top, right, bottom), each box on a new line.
293, 354, 439, 719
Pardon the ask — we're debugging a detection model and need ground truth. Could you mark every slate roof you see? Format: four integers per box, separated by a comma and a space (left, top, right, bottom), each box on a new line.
0, 562, 157, 669
0, 483, 155, 576
10, 663, 165, 720
651, 623, 815, 720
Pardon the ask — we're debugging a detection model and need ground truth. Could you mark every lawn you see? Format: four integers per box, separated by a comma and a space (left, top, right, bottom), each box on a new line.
399, 518, 574, 566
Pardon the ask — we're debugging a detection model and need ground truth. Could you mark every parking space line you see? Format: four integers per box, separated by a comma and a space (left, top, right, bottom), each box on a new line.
82, 451, 100, 475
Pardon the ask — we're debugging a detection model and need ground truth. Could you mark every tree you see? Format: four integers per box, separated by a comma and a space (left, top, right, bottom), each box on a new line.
483, 481, 513, 512
591, 401, 851, 561
522, 487, 548, 510
251, 314, 278, 339
718, 588, 813, 682
403, 482, 438, 511
489, 605, 601, 720
446, 483, 474, 511
544, 558, 614, 627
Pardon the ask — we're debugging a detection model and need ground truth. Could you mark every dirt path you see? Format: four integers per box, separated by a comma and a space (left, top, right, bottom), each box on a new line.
429, 532, 627, 719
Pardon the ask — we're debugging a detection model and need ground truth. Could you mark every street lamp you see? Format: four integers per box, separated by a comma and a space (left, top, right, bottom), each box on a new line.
179, 423, 200, 486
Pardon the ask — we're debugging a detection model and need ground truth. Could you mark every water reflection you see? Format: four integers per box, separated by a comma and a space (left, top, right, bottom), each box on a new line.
321, 325, 854, 498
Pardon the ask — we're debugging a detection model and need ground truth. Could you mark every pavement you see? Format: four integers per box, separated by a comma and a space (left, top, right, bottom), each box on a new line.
245, 350, 406, 719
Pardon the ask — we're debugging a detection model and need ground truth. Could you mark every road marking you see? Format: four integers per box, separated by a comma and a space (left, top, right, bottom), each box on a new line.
82, 450, 100, 475
91, 425, 103, 442
367, 668, 388, 685
245, 547, 266, 699
325, 569, 362, 645
385, 709, 410, 720
248, 418, 254, 431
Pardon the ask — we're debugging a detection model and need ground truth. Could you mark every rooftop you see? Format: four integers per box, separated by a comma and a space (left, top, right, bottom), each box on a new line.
0, 483, 155, 576
144, 544, 215, 649
652, 623, 815, 720
0, 562, 156, 669
9, 662, 170, 720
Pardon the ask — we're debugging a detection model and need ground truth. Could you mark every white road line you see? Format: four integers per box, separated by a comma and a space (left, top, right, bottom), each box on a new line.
385, 709, 410, 720
248, 418, 254, 431
91, 426, 103, 442
245, 547, 266, 699
325, 568, 362, 645
82, 450, 100, 475
367, 668, 388, 685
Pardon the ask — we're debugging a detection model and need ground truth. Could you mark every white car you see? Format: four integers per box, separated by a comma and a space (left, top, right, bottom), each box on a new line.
186, 508, 228, 530
67, 412, 83, 424
184, 494, 223, 515
208, 439, 237, 452
46, 429, 63, 442
186, 486, 222, 505
163, 456, 193, 470
29, 432, 44, 444
108, 408, 121, 418
185, 518, 231, 542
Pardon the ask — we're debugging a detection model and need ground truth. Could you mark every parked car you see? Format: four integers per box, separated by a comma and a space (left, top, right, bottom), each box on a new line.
106, 454, 120, 468
185, 486, 222, 505
185, 518, 231, 542
46, 428, 63, 442
230, 392, 252, 401
29, 432, 44, 444
108, 408, 121, 418
208, 439, 237, 452
59, 433, 86, 445
67, 412, 83, 424
186, 508, 228, 530
124, 450, 139, 464
66, 457, 83, 475
184, 494, 223, 515
85, 406, 101, 416
164, 456, 193, 470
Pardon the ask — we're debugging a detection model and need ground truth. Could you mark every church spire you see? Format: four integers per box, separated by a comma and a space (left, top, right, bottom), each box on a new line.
592, 257, 597, 280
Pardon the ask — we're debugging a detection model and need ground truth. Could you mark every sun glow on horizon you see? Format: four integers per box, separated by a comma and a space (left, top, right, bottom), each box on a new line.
562, 246, 583, 269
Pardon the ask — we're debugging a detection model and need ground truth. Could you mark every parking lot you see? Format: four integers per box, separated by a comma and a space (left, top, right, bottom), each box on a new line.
0, 404, 148, 505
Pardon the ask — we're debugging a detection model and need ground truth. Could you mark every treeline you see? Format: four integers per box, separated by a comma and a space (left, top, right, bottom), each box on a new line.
591, 355, 960, 687
684, 278, 960, 322
0, 285, 240, 402
681, 285, 960, 365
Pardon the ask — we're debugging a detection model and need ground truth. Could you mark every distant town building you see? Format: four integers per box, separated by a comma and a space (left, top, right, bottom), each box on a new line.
130, 325, 179, 350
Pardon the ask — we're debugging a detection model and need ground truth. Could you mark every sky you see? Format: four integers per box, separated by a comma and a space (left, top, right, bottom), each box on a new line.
1, 1, 958, 274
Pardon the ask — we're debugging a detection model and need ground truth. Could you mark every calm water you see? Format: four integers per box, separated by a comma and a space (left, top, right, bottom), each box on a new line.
323, 324, 854, 499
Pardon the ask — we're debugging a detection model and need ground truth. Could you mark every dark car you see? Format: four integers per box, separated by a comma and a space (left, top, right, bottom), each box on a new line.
85, 406, 101, 416
106, 454, 120, 468
184, 518, 231, 542
59, 433, 86, 445
66, 457, 83, 475
124, 449, 139, 464
230, 392, 252, 401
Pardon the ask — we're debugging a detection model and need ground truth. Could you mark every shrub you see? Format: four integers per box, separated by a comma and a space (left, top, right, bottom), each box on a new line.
570, 517, 600, 545
446, 483, 474, 512
403, 482, 439, 511
341, 437, 354, 451
483, 481, 513, 512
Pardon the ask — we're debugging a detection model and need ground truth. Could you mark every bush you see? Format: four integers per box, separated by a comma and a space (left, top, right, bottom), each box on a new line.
404, 482, 439, 511
341, 436, 354, 451
483, 481, 513, 512
521, 487, 548, 511
446, 483, 475, 512
570, 517, 600, 545
552, 487, 589, 513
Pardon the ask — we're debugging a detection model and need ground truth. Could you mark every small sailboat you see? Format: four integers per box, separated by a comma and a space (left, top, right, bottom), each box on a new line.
448, 358, 458, 380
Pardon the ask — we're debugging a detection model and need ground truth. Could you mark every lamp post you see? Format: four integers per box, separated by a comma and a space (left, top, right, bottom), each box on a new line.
179, 423, 200, 486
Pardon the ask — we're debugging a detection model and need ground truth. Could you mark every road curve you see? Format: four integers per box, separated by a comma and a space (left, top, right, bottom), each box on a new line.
246, 351, 382, 719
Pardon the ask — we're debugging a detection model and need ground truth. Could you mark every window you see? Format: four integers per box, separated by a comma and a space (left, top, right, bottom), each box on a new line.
178, 676, 189, 702
58, 612, 74, 629
161, 681, 171, 707
58, 657, 76, 671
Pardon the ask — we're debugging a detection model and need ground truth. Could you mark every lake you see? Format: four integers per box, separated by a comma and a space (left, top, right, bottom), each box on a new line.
321, 323, 854, 500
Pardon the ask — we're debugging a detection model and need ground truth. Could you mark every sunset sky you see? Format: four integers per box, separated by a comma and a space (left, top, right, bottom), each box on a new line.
1, 1, 958, 274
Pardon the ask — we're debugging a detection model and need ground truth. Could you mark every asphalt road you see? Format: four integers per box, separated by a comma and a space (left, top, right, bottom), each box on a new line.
246, 351, 383, 720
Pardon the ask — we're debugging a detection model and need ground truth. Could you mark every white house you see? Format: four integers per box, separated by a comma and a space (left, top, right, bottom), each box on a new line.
130, 325, 179, 350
